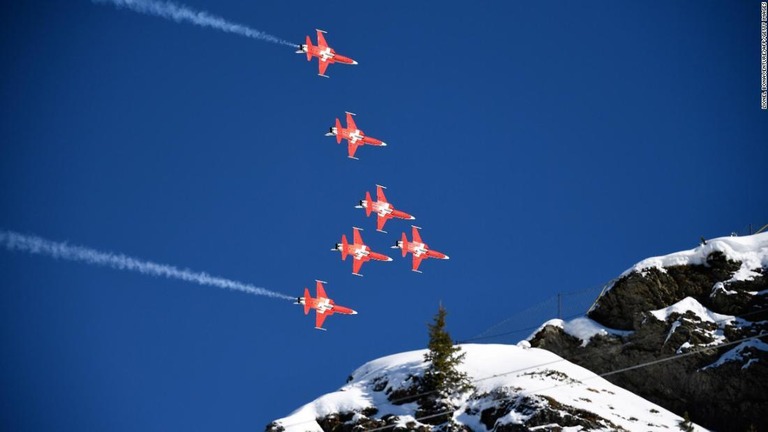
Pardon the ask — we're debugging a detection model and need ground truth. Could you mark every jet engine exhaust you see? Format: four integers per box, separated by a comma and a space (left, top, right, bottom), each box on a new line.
0, 229, 295, 301
93, 0, 297, 47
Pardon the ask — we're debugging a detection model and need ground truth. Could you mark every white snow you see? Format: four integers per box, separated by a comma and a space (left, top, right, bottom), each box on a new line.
650, 297, 734, 325
529, 317, 631, 347
273, 344, 706, 431
621, 232, 768, 282
709, 281, 738, 297
664, 320, 682, 344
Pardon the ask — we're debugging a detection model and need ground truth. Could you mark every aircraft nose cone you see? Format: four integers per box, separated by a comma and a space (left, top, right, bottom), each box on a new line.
351, 60, 359, 65
409, 216, 416, 220
443, 255, 450, 260
386, 257, 393, 261
380, 142, 387, 146
351, 310, 358, 315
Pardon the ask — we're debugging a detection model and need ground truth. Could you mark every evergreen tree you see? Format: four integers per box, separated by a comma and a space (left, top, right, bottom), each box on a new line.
417, 304, 473, 426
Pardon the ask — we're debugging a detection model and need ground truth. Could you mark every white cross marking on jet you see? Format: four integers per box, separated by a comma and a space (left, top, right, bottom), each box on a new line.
349, 130, 363, 143
376, 202, 393, 216
412, 243, 428, 257
316, 298, 332, 313
320, 48, 333, 62
353, 245, 370, 260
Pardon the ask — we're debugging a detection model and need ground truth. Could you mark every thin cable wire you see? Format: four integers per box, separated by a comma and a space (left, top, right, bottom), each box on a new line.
467, 282, 605, 342
459, 311, 586, 343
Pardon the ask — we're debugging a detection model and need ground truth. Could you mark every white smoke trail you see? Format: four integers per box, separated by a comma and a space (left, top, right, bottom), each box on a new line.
94, 0, 296, 47
0, 230, 294, 301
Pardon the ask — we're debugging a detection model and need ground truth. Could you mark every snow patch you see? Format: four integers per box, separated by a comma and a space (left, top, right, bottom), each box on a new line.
650, 297, 734, 325
710, 281, 738, 297
664, 320, 682, 344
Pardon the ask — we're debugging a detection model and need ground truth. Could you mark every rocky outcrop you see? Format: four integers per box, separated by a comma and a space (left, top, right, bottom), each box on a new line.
530, 246, 768, 432
467, 389, 627, 432
589, 252, 766, 329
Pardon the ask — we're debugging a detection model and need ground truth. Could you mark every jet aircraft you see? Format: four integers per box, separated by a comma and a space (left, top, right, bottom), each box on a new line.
332, 227, 392, 276
296, 280, 357, 330
356, 185, 415, 233
325, 112, 387, 160
296, 29, 358, 77
393, 226, 450, 273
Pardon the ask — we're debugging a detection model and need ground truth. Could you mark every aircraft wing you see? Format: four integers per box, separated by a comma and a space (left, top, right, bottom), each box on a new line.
348, 141, 360, 159
316, 30, 328, 48
318, 59, 330, 77
345, 112, 357, 131
353, 227, 363, 245
376, 185, 387, 203
376, 215, 388, 232
315, 310, 329, 329
412, 255, 424, 272
412, 226, 423, 244
347, 140, 360, 159
316, 281, 327, 299
352, 258, 364, 275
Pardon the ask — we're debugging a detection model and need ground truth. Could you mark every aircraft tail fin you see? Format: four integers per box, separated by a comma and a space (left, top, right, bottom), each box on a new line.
305, 36, 313, 61
341, 234, 349, 261
365, 191, 373, 216
335, 118, 343, 144
303, 288, 311, 315
401, 232, 408, 257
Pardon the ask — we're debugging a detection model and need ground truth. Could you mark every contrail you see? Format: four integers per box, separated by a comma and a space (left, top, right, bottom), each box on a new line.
0, 230, 294, 301
93, 0, 296, 47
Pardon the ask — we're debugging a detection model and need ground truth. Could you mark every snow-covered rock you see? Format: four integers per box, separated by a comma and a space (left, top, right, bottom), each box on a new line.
268, 344, 705, 432
530, 317, 632, 347
623, 232, 768, 283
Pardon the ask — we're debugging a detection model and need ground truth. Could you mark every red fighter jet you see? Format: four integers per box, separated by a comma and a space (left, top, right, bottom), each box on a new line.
393, 226, 450, 273
325, 112, 387, 160
296, 280, 357, 331
295, 29, 358, 77
355, 185, 415, 233
332, 227, 392, 276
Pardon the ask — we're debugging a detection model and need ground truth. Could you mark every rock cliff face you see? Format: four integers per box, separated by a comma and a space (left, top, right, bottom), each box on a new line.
530, 234, 768, 432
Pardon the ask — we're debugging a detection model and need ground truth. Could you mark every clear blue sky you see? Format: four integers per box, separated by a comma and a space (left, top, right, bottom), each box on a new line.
1, 1, 766, 430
